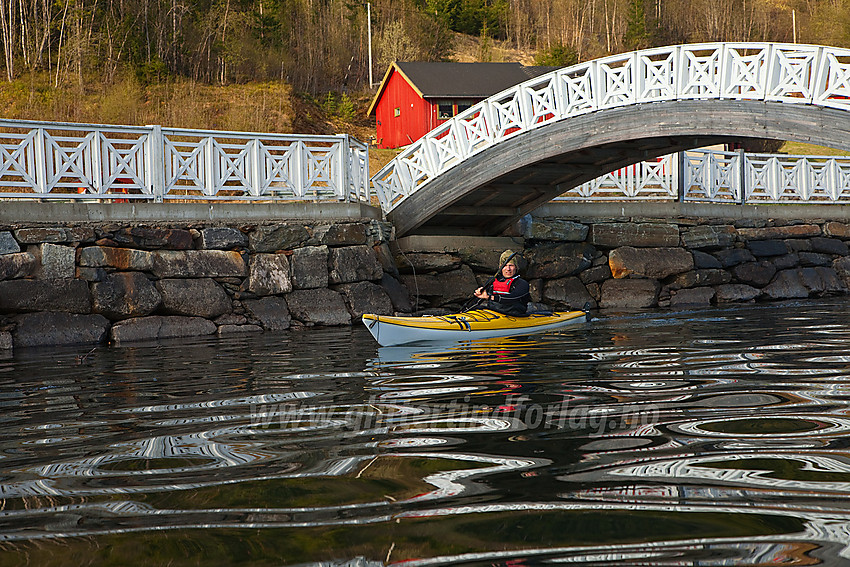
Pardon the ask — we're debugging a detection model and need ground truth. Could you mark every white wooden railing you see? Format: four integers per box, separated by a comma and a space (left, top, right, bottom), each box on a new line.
555, 149, 850, 204
372, 42, 850, 212
0, 119, 370, 202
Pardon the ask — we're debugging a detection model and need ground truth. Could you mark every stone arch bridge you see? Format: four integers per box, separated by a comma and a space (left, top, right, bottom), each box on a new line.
371, 43, 850, 237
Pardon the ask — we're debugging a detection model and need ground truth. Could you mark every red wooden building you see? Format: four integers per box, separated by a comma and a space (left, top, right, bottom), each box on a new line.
367, 62, 556, 149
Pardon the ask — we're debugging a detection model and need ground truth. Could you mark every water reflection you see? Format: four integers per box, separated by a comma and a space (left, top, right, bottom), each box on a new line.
2, 301, 850, 564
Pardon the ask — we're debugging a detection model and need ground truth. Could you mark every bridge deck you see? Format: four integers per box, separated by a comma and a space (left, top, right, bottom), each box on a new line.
377, 43, 850, 237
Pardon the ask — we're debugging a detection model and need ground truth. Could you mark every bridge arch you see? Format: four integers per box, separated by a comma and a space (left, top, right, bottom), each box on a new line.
371, 43, 850, 236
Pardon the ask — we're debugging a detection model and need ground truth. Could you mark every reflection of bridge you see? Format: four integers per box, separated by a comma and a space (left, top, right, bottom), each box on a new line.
372, 43, 850, 236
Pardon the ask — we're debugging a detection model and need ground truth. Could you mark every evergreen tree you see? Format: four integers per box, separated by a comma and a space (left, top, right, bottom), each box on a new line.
534, 44, 579, 67
623, 0, 652, 51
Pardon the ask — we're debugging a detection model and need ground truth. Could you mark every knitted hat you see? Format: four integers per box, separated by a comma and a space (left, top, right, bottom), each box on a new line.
499, 249, 523, 269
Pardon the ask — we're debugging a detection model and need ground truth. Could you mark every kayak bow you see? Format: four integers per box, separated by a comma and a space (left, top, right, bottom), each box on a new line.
362, 308, 586, 346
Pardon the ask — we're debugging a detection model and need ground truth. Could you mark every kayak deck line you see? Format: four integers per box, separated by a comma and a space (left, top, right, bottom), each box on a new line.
362, 309, 587, 346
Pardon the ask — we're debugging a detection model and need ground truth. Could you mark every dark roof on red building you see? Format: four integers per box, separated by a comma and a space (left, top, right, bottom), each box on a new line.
394, 61, 558, 98
367, 61, 560, 116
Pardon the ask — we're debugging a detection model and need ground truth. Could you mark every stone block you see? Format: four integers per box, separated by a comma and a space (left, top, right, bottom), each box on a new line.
286, 289, 351, 326
110, 316, 217, 343
784, 238, 812, 252
734, 219, 770, 229
395, 253, 461, 274
13, 312, 109, 347
713, 248, 755, 268
248, 254, 292, 295
92, 272, 162, 320
799, 252, 832, 267
373, 243, 399, 276
217, 324, 263, 334
76, 267, 108, 282
151, 250, 247, 278
526, 242, 594, 279
311, 223, 367, 246
112, 227, 193, 249
529, 278, 543, 303
0, 331, 10, 350
772, 253, 800, 270
715, 284, 761, 303
329, 246, 383, 284
732, 261, 777, 287
0, 252, 37, 280
682, 225, 735, 250
737, 225, 821, 240
366, 220, 394, 245
762, 269, 810, 299
156, 278, 231, 318
747, 239, 787, 257
692, 250, 722, 269
800, 267, 846, 295
578, 262, 612, 284
542, 277, 596, 310
199, 227, 248, 250
79, 246, 154, 271
670, 287, 714, 306
398, 266, 478, 306
591, 223, 679, 248
585, 282, 601, 302
834, 256, 850, 287
215, 313, 247, 326
524, 218, 589, 241
600, 278, 660, 308
14, 227, 95, 244
290, 246, 329, 289
336, 281, 394, 317
810, 237, 849, 255
668, 269, 731, 289
242, 296, 291, 331
36, 243, 75, 279
762, 267, 846, 298
455, 248, 504, 272
250, 224, 310, 252
380, 274, 413, 313
608, 247, 693, 279
0, 279, 91, 313
825, 222, 850, 238
0, 232, 20, 255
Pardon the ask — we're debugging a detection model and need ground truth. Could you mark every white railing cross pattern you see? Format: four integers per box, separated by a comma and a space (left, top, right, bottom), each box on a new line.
556, 149, 850, 205
0, 120, 369, 203
372, 42, 850, 214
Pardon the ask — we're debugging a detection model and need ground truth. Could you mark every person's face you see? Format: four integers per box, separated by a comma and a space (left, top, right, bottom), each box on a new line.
502, 263, 517, 278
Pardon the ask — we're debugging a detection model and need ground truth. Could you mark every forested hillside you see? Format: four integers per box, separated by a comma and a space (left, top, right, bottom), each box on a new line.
1, 0, 848, 132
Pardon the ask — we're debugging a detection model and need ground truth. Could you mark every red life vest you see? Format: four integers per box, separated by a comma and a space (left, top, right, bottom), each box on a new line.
491, 276, 517, 295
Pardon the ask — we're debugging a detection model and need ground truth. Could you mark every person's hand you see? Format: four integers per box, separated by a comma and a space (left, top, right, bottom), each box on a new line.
473, 287, 490, 300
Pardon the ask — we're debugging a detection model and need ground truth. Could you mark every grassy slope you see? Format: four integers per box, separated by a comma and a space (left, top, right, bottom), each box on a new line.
1, 34, 846, 166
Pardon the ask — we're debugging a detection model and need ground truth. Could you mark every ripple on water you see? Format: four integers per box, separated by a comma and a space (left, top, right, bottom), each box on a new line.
1, 302, 850, 564
672, 415, 850, 438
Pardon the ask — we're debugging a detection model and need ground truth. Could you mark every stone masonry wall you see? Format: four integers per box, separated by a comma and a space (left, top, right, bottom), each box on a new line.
4, 214, 850, 352
394, 216, 850, 313
0, 220, 411, 351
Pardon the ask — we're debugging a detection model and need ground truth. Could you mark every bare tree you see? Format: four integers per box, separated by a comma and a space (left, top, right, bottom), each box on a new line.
1, 0, 14, 80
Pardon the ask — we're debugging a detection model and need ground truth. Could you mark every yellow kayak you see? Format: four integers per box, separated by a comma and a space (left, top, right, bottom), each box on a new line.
362, 308, 586, 346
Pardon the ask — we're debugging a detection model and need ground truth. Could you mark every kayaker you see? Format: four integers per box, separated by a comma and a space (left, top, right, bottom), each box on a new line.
473, 249, 531, 316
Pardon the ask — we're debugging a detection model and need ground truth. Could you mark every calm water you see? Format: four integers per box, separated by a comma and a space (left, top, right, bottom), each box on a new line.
2, 300, 850, 565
